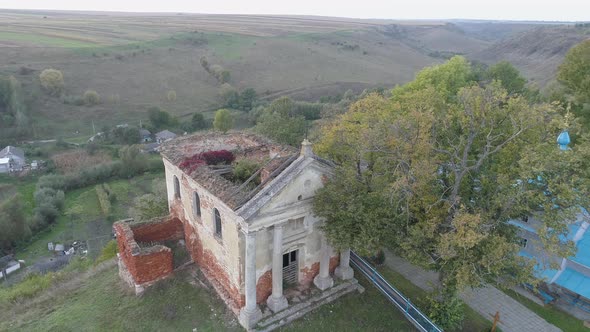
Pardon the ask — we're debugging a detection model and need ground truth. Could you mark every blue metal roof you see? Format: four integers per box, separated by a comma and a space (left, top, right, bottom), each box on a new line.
554, 268, 590, 299
518, 251, 559, 281
571, 231, 590, 268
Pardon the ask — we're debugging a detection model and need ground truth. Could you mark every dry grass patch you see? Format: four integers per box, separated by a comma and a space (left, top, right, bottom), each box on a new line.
51, 150, 112, 174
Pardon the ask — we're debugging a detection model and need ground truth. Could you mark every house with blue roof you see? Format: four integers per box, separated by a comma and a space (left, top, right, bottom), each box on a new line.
511, 130, 590, 313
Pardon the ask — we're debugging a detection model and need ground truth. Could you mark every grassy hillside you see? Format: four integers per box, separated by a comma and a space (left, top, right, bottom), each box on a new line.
0, 11, 496, 140
471, 25, 590, 86
0, 263, 417, 332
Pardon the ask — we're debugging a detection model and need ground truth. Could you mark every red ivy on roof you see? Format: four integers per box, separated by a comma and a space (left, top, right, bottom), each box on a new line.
179, 150, 235, 174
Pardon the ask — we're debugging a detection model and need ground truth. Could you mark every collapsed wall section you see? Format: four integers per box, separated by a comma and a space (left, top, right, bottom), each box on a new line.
114, 216, 183, 290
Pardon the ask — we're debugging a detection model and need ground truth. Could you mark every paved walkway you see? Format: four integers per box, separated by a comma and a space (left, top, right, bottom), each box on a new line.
383, 251, 562, 332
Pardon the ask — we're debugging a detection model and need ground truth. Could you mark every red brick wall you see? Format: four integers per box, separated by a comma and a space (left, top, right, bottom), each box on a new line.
131, 217, 183, 243
181, 216, 244, 309
114, 220, 176, 286
256, 270, 272, 304
300, 255, 340, 287
132, 247, 173, 284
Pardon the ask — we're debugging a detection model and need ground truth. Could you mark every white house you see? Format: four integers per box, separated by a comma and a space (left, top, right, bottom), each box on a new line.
0, 146, 25, 173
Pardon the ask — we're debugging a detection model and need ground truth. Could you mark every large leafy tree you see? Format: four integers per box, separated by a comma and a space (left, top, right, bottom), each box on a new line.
487, 61, 527, 95
558, 40, 590, 128
0, 195, 31, 253
314, 57, 586, 293
255, 97, 307, 146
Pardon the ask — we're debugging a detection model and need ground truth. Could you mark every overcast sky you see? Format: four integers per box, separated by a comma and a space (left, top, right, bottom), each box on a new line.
2, 0, 589, 21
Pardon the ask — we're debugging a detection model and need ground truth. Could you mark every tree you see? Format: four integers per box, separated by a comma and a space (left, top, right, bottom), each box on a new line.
166, 90, 177, 102
39, 69, 64, 96
191, 113, 208, 130
255, 97, 307, 146
487, 61, 527, 94
119, 145, 147, 177
239, 88, 257, 111
0, 195, 31, 253
83, 90, 100, 105
147, 106, 172, 129
557, 40, 590, 128
112, 126, 140, 145
219, 83, 239, 108
558, 40, 590, 104
314, 58, 576, 295
213, 109, 233, 133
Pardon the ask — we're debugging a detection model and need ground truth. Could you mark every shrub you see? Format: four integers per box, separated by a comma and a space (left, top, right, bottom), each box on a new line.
426, 290, 465, 330
95, 184, 112, 215
213, 109, 233, 133
232, 160, 260, 183
83, 90, 100, 105
39, 69, 64, 96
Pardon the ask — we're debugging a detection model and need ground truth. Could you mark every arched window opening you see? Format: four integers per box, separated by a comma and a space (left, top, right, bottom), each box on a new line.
214, 208, 222, 238
193, 192, 201, 217
174, 176, 181, 199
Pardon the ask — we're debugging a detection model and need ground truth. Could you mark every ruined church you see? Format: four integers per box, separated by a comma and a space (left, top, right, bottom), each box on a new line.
114, 132, 362, 330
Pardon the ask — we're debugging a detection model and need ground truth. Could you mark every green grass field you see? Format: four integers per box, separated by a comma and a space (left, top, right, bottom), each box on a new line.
0, 263, 417, 332
0, 31, 99, 47
503, 289, 586, 332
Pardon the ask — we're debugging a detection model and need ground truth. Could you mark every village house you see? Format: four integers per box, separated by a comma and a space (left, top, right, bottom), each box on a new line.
139, 128, 152, 143
155, 129, 177, 144
0, 146, 25, 173
114, 132, 361, 330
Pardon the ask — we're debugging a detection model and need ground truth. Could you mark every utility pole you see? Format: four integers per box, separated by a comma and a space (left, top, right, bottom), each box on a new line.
92, 121, 96, 135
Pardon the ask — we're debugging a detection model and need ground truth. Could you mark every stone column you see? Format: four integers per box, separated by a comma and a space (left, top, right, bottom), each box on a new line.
266, 224, 288, 312
313, 233, 334, 290
334, 248, 354, 280
239, 231, 262, 329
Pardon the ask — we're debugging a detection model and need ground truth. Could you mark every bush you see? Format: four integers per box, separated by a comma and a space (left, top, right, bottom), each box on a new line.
95, 184, 112, 215
426, 290, 465, 330
39, 69, 64, 96
83, 90, 100, 105
232, 160, 260, 183
213, 109, 233, 133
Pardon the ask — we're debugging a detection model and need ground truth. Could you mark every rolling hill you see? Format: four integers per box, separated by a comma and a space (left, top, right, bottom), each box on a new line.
0, 10, 583, 140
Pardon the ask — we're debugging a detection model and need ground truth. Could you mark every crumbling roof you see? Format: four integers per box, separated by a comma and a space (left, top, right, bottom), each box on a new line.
160, 131, 298, 209
139, 129, 151, 136
0, 146, 24, 160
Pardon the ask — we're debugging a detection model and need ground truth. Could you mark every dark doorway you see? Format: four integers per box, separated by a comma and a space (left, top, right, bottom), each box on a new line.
282, 250, 298, 285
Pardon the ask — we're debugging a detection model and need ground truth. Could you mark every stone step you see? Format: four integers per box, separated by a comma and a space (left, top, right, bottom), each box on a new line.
254, 279, 364, 332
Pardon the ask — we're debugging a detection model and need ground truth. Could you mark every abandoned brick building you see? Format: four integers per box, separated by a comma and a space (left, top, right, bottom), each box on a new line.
114, 132, 362, 330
